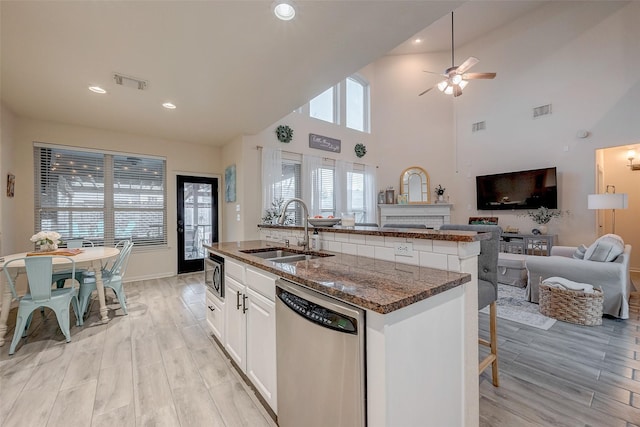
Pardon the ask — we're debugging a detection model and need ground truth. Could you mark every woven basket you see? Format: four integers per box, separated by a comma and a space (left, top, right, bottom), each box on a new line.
539, 283, 604, 326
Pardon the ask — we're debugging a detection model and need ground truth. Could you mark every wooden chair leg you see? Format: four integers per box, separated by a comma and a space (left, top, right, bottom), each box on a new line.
479, 301, 499, 387
489, 301, 499, 387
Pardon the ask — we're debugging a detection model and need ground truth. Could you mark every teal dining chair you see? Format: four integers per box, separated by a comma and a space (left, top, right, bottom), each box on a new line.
78, 240, 134, 317
3, 256, 82, 355
52, 238, 94, 288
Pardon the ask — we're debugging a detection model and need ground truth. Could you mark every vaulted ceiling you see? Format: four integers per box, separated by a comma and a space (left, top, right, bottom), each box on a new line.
1, 1, 542, 146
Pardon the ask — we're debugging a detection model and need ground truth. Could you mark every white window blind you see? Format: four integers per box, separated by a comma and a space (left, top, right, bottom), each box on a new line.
34, 144, 167, 247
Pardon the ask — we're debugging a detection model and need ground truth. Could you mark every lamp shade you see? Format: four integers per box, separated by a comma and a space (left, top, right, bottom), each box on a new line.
587, 193, 628, 210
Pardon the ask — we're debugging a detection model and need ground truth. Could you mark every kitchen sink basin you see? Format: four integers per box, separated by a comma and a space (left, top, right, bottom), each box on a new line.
242, 249, 300, 259
239, 248, 333, 263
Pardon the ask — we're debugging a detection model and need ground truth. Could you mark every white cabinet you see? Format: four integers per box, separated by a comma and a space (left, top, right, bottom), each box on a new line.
224, 276, 247, 370
223, 262, 278, 412
246, 287, 276, 410
205, 291, 224, 342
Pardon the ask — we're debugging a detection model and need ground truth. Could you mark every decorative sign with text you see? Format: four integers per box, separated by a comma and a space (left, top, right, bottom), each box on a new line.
309, 133, 341, 153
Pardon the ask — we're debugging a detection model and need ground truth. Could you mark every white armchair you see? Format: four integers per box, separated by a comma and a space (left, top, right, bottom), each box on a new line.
526, 244, 632, 319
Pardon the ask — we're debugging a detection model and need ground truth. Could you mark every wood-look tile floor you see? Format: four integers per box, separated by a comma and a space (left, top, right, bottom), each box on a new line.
0, 274, 276, 427
479, 273, 640, 426
2, 272, 640, 426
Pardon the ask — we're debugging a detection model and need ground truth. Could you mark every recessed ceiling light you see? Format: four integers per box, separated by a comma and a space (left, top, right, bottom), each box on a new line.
273, 1, 296, 21
414, 38, 422, 44
88, 85, 107, 94
162, 102, 177, 109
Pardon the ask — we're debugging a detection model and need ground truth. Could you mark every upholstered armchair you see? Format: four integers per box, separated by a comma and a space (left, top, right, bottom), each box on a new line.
526, 244, 632, 319
440, 224, 502, 386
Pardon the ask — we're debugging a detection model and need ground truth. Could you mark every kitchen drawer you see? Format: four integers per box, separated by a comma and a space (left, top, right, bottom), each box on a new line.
206, 291, 224, 342
246, 266, 276, 301
225, 258, 245, 282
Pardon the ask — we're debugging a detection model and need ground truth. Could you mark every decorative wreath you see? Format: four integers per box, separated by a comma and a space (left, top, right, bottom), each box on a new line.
354, 143, 367, 158
275, 125, 294, 143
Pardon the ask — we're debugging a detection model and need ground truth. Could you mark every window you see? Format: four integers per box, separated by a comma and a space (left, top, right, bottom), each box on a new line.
318, 166, 335, 217
34, 144, 167, 247
348, 167, 366, 222
346, 76, 369, 132
308, 75, 369, 132
309, 85, 338, 124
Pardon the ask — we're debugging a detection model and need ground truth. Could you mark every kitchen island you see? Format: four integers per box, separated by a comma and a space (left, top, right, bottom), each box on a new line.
205, 227, 487, 427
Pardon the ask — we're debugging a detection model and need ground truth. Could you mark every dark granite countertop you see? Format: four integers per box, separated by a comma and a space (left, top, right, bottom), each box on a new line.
204, 240, 471, 314
258, 224, 489, 242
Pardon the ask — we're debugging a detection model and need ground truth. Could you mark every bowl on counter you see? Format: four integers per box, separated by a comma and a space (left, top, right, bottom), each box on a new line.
307, 218, 341, 227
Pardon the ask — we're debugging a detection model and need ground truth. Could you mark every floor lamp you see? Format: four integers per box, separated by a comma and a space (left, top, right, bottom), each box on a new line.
588, 187, 628, 234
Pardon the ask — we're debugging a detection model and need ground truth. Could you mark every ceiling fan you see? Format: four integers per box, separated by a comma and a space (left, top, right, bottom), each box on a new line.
418, 11, 496, 97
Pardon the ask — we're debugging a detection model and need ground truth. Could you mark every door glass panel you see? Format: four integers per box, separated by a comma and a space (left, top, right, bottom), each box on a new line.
183, 182, 212, 260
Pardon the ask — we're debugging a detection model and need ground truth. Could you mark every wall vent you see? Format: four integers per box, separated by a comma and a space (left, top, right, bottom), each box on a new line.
113, 73, 148, 90
472, 121, 486, 132
533, 103, 552, 118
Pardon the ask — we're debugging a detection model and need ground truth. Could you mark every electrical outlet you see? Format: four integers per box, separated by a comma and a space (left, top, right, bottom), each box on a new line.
394, 242, 413, 257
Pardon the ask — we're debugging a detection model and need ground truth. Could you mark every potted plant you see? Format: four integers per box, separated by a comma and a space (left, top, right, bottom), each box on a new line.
524, 206, 568, 234
262, 198, 294, 225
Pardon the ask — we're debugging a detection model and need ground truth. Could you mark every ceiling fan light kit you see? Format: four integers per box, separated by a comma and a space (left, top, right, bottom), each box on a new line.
419, 11, 496, 98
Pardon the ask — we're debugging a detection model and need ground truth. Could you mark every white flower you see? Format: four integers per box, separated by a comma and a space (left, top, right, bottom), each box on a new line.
30, 231, 61, 245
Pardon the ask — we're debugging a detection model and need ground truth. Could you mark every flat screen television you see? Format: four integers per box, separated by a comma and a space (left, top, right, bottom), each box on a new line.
476, 167, 557, 210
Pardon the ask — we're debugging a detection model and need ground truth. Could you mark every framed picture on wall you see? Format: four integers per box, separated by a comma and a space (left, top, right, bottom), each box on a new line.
6, 173, 15, 198
225, 165, 236, 202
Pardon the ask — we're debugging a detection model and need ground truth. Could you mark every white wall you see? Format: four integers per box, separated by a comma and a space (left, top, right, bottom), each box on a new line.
452, 1, 639, 246
221, 135, 244, 242
369, 2, 639, 248
8, 117, 221, 280
236, 65, 377, 239
0, 103, 18, 255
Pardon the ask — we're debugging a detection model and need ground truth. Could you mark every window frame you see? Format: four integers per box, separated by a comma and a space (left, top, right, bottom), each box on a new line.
33, 143, 167, 249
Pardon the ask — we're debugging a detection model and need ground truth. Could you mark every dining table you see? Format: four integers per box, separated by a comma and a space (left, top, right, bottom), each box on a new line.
0, 246, 120, 347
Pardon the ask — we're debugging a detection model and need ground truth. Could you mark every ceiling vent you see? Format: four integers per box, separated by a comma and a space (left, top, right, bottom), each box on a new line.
472, 121, 486, 132
113, 73, 148, 90
533, 103, 552, 119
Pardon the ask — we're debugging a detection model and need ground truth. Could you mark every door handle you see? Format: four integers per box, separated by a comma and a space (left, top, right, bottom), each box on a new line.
236, 291, 242, 310
242, 294, 248, 314
208, 305, 215, 311
177, 228, 184, 233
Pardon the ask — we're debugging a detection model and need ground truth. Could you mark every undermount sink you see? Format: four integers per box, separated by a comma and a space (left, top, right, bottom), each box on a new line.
239, 248, 333, 263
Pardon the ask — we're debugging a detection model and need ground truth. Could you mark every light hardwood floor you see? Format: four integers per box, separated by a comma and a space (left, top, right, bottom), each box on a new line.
2, 273, 640, 426
0, 274, 276, 427
479, 272, 640, 426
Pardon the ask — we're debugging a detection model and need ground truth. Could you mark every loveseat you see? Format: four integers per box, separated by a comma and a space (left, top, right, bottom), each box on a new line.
526, 237, 632, 319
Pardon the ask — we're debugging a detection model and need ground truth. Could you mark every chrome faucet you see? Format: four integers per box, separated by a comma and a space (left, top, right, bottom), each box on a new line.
278, 198, 309, 250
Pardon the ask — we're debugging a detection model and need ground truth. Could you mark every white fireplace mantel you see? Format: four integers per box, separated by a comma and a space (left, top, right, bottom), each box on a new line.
378, 204, 452, 229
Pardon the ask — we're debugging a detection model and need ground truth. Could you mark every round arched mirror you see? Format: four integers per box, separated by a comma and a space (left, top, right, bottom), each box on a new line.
400, 166, 430, 204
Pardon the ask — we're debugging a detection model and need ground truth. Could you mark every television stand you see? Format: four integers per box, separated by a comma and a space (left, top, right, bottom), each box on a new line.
500, 232, 556, 256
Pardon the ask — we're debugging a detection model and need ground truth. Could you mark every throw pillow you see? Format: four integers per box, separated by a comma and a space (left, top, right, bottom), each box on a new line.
572, 244, 588, 260
584, 234, 625, 262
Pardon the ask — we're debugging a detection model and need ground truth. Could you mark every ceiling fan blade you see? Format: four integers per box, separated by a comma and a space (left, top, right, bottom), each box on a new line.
456, 57, 479, 74
418, 86, 435, 96
463, 72, 496, 80
423, 70, 445, 76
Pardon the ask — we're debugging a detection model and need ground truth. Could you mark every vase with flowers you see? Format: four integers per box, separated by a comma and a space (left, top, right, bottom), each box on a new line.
30, 231, 61, 252
523, 207, 568, 234
435, 184, 446, 203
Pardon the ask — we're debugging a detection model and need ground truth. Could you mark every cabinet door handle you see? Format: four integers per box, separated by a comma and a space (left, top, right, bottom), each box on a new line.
236, 291, 242, 310
208, 305, 215, 311
242, 294, 248, 314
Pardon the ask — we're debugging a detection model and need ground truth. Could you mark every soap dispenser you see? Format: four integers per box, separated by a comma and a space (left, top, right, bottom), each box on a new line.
311, 229, 321, 250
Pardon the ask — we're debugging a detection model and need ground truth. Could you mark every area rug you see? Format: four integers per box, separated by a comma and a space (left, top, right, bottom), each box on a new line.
480, 284, 557, 330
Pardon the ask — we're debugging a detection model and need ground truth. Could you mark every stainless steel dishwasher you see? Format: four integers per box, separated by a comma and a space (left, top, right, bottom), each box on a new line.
276, 278, 366, 427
